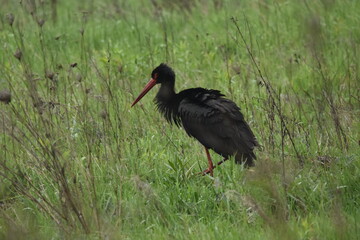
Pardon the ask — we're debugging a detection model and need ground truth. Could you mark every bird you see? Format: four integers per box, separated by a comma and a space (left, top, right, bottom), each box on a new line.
131, 63, 258, 176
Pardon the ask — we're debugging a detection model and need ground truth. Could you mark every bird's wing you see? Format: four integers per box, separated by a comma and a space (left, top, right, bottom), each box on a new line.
178, 89, 258, 156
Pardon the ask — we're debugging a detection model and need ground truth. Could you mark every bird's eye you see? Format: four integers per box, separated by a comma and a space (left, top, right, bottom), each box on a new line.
154, 73, 159, 80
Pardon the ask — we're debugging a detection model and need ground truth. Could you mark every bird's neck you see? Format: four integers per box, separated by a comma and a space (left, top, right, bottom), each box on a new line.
156, 81, 176, 101
155, 81, 180, 125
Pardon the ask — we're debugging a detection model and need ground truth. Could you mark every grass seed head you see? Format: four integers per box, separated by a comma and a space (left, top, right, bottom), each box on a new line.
6, 13, 15, 26
99, 110, 108, 120
14, 49, 22, 61
118, 64, 123, 73
46, 71, 55, 80
0, 90, 12, 104
57, 64, 63, 70
37, 19, 45, 27
76, 73, 82, 82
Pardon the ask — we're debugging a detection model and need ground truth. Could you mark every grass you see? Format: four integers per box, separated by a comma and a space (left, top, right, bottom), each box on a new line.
0, 0, 359, 239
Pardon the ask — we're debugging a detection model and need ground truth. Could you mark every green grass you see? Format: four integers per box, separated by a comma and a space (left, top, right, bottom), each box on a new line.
0, 0, 359, 239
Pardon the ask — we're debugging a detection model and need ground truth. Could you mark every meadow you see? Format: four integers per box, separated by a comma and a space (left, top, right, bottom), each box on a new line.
0, 0, 359, 239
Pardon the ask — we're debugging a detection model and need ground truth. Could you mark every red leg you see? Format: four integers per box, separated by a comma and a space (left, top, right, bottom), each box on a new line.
205, 147, 214, 176
198, 147, 214, 176
216, 157, 228, 166
199, 156, 229, 176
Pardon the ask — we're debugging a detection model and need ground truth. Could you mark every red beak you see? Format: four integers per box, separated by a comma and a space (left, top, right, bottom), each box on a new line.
131, 78, 157, 107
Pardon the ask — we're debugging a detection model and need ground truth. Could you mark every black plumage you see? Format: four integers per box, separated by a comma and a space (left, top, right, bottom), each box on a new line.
132, 63, 258, 175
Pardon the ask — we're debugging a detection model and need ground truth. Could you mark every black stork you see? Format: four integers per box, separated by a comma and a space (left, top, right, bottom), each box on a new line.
131, 64, 258, 176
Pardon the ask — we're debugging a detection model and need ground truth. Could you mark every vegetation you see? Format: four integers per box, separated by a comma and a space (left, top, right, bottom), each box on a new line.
0, 0, 359, 239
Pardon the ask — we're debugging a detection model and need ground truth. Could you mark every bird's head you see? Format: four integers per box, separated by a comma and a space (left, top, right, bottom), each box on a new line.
151, 63, 175, 84
131, 63, 175, 107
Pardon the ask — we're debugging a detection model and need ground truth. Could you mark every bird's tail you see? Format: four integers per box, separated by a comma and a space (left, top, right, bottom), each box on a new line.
235, 152, 256, 167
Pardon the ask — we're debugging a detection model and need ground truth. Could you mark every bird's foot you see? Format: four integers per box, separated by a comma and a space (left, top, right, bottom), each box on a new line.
197, 158, 228, 177
198, 167, 214, 176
